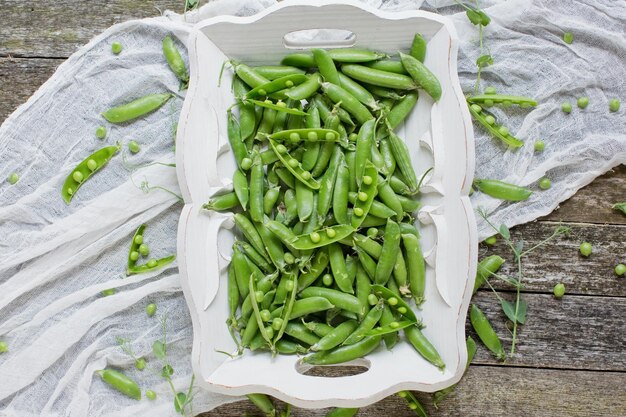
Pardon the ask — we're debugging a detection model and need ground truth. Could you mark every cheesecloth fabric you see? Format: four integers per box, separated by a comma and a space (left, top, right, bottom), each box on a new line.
0, 0, 624, 415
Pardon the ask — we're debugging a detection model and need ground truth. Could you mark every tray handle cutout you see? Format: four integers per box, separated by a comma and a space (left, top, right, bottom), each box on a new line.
283, 29, 357, 49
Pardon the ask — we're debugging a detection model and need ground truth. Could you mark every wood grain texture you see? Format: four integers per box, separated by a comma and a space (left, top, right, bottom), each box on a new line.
479, 221, 626, 296
0, 0, 182, 58
198, 366, 626, 416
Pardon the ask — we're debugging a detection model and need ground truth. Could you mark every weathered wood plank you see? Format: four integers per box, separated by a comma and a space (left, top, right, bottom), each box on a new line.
468, 292, 626, 371
0, 1, 181, 58
198, 366, 626, 417
479, 221, 626, 297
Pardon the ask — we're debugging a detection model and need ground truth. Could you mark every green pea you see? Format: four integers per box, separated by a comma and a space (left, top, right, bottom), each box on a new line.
130, 251, 139, 261
325, 132, 336, 141
484, 115, 496, 125
255, 290, 264, 303
390, 321, 400, 329
553, 283, 565, 298
284, 252, 295, 264
128, 140, 141, 154
579, 242, 592, 257
147, 259, 157, 268
260, 309, 271, 322
497, 126, 509, 136
308, 131, 319, 141
367, 228, 378, 238
534, 140, 545, 152
276, 144, 288, 154
577, 97, 589, 109
322, 274, 333, 286
562, 101, 572, 113
96, 125, 107, 139
357, 191, 368, 202
241, 157, 253, 170
563, 32, 573, 44
485, 235, 497, 245
397, 306, 407, 314
353, 207, 364, 217
609, 99, 620, 112
326, 228, 337, 238
146, 390, 157, 400
135, 358, 146, 371
0, 341, 8, 353
539, 177, 551, 190
87, 159, 98, 171
483, 99, 494, 107
258, 89, 267, 96
101, 289, 116, 297
470, 104, 482, 113
272, 318, 284, 331
73, 171, 84, 183
363, 175, 372, 185
289, 132, 301, 143
133, 235, 143, 245
7, 172, 19, 185
139, 244, 149, 256
484, 86, 497, 95
146, 303, 157, 317
276, 101, 287, 108
288, 158, 299, 168
367, 294, 378, 306
301, 171, 312, 180
349, 133, 358, 142
285, 280, 295, 291
310, 232, 321, 243
387, 297, 398, 306
111, 41, 123, 55
615, 264, 626, 276
67, 187, 74, 196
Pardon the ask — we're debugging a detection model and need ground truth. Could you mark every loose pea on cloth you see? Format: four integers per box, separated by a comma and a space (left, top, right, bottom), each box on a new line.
0, 0, 624, 416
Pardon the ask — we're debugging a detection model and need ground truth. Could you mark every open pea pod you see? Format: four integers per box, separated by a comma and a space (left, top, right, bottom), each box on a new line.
370, 284, 417, 323
364, 320, 416, 337
467, 94, 537, 108
127, 224, 146, 270
268, 139, 320, 190
62, 143, 121, 204
351, 162, 379, 228
269, 128, 346, 145
127, 255, 176, 276
467, 103, 524, 148
249, 272, 275, 352
244, 74, 309, 99
290, 225, 355, 250
246, 99, 308, 116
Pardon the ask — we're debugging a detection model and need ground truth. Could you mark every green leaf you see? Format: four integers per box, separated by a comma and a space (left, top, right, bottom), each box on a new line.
466, 9, 483, 25
162, 364, 174, 378
174, 392, 188, 414
152, 340, 166, 360
501, 299, 527, 324
514, 239, 524, 255
476, 54, 494, 68
499, 224, 510, 240
613, 202, 626, 215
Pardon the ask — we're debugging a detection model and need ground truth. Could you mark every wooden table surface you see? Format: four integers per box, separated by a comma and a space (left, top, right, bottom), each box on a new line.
1, 2, 624, 416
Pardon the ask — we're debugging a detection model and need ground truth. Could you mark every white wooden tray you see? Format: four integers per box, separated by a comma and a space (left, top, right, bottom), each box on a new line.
175, 0, 477, 409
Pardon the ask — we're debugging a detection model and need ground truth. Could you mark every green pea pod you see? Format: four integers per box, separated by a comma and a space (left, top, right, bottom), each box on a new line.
269, 139, 320, 190
398, 391, 427, 417
247, 394, 275, 417
127, 255, 176, 276
473, 179, 532, 201
379, 137, 396, 175
235, 241, 273, 274
467, 103, 524, 148
470, 304, 506, 360
254, 65, 306, 80
247, 99, 308, 116
249, 274, 275, 350
354, 120, 376, 185
337, 73, 379, 110
232, 247, 252, 299
256, 222, 286, 271
234, 213, 270, 261
312, 94, 356, 127
303, 321, 334, 337
203, 192, 238, 212
399, 52, 441, 101
302, 107, 322, 171
227, 261, 239, 321
378, 304, 399, 349
226, 110, 249, 169
345, 150, 358, 193
245, 74, 309, 99
302, 335, 381, 365
369, 141, 387, 174
281, 53, 316, 68
232, 79, 256, 141
255, 106, 276, 140
364, 60, 409, 75
301, 287, 365, 317
410, 33, 428, 62
397, 194, 421, 213
313, 48, 341, 86
474, 255, 505, 294
284, 322, 320, 346
433, 336, 477, 406
374, 219, 401, 285
402, 233, 426, 306
311, 320, 358, 352
263, 186, 281, 216
328, 48, 387, 63
370, 284, 418, 322
241, 311, 259, 347
285, 73, 323, 101
333, 163, 351, 225
275, 339, 308, 355
389, 175, 413, 196
355, 264, 371, 313
62, 143, 120, 204
321, 82, 374, 125
302, 196, 320, 235
298, 250, 330, 291
404, 324, 445, 370
359, 215, 387, 228
96, 369, 141, 400
328, 243, 353, 294
365, 319, 416, 336
467, 94, 538, 108
272, 101, 290, 132
162, 35, 189, 86
290, 225, 355, 250
355, 246, 377, 280
343, 301, 384, 345
233, 169, 250, 211
318, 147, 343, 219
275, 273, 298, 343
282, 189, 298, 224
102, 93, 173, 123
295, 180, 314, 222
376, 176, 404, 220
341, 64, 417, 90
386, 92, 419, 132
266, 219, 298, 249
232, 61, 271, 88
269, 128, 342, 143
386, 130, 418, 192
365, 84, 406, 100
275, 166, 296, 190
127, 224, 146, 269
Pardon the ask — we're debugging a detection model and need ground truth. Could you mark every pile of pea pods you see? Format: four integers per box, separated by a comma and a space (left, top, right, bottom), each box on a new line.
204, 34, 445, 369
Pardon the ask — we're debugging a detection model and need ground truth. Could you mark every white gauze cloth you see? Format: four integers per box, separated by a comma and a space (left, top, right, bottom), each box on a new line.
0, 0, 624, 416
